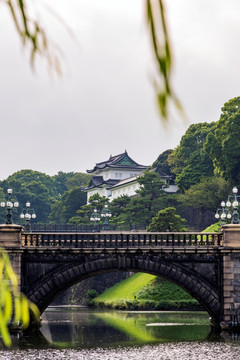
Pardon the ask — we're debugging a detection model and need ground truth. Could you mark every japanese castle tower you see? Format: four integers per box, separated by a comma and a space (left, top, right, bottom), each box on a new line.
85, 151, 174, 203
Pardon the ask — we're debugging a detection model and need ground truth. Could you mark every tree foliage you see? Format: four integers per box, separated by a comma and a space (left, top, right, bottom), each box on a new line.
49, 187, 87, 224
0, 170, 58, 224
0, 170, 89, 224
52, 171, 75, 196
179, 177, 231, 212
109, 171, 176, 229
152, 149, 174, 178
204, 97, 240, 185
70, 193, 108, 226
147, 207, 187, 232
168, 123, 215, 191
65, 173, 91, 190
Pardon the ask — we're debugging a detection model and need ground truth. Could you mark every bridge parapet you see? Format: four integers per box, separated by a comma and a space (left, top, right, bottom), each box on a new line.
21, 231, 223, 248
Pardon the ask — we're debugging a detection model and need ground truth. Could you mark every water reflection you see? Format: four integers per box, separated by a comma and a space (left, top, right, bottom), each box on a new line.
2, 309, 240, 360
39, 308, 211, 348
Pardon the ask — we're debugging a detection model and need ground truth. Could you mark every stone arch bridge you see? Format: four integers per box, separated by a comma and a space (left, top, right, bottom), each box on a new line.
1, 224, 240, 330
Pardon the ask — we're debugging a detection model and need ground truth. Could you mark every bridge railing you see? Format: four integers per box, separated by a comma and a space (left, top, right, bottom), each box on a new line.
22, 231, 223, 248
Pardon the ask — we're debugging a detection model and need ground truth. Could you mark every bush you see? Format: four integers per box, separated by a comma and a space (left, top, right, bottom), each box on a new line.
87, 289, 99, 306
87, 289, 98, 299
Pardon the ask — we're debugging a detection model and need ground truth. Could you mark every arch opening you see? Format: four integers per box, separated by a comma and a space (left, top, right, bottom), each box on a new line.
26, 255, 221, 325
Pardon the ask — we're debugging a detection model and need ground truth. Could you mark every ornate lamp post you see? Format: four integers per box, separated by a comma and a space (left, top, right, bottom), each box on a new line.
225, 186, 240, 224
215, 186, 240, 224
20, 202, 36, 232
90, 208, 101, 231
101, 203, 112, 231
215, 201, 231, 225
0, 189, 19, 224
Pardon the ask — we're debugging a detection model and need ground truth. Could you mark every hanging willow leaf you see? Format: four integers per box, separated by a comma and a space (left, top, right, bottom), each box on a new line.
0, 248, 39, 347
146, 0, 183, 121
6, 0, 62, 75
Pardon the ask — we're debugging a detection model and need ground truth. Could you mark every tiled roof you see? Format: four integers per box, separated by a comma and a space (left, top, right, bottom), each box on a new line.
87, 151, 148, 173
109, 175, 138, 189
85, 176, 120, 190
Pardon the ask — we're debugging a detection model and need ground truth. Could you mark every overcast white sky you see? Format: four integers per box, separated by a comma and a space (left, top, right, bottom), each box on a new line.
0, 0, 239, 180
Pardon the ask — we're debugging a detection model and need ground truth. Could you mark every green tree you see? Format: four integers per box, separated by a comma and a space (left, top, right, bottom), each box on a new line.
66, 173, 91, 190
204, 97, 240, 185
180, 177, 231, 212
52, 171, 75, 195
147, 207, 187, 232
152, 149, 175, 178
114, 197, 150, 230
0, 170, 59, 223
70, 194, 108, 226
49, 188, 87, 223
110, 195, 132, 218
168, 122, 215, 191
109, 171, 176, 229
137, 170, 168, 200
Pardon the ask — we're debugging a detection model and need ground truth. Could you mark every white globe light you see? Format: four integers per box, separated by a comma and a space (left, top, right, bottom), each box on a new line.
14, 202, 19, 208
226, 201, 231, 207
227, 213, 232, 219
0, 202, 5, 207
26, 202, 31, 207
233, 186, 238, 194
7, 202, 13, 208
233, 201, 238, 207
221, 213, 226, 219
32, 213, 36, 219
221, 201, 225, 207
20, 214, 25, 219
7, 189, 12, 194
215, 213, 220, 219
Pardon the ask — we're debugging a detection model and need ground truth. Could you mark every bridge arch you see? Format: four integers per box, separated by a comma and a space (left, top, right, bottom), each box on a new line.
26, 254, 221, 324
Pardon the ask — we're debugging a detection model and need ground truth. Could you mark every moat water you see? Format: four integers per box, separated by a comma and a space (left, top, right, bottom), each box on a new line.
1, 308, 240, 359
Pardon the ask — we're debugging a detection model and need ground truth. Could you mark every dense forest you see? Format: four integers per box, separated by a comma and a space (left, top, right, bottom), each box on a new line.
0, 96, 239, 230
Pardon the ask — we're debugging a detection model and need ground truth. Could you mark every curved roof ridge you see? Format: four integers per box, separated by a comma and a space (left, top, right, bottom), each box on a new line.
87, 151, 148, 173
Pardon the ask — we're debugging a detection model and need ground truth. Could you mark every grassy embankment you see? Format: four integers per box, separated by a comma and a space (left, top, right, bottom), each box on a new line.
93, 272, 200, 310
93, 223, 221, 310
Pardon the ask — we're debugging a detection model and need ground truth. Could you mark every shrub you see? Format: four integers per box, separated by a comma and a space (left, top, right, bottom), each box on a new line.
87, 289, 98, 299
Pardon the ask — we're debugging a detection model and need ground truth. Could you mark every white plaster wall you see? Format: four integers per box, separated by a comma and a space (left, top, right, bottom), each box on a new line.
165, 184, 178, 193
110, 181, 140, 201
100, 169, 142, 181
87, 187, 108, 203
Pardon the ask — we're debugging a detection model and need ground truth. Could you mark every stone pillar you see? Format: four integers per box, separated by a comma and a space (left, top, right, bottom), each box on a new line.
221, 224, 240, 329
0, 224, 23, 288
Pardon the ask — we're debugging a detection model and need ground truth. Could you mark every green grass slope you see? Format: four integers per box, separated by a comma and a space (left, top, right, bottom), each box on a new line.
93, 273, 199, 310
202, 222, 221, 232
95, 273, 155, 301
